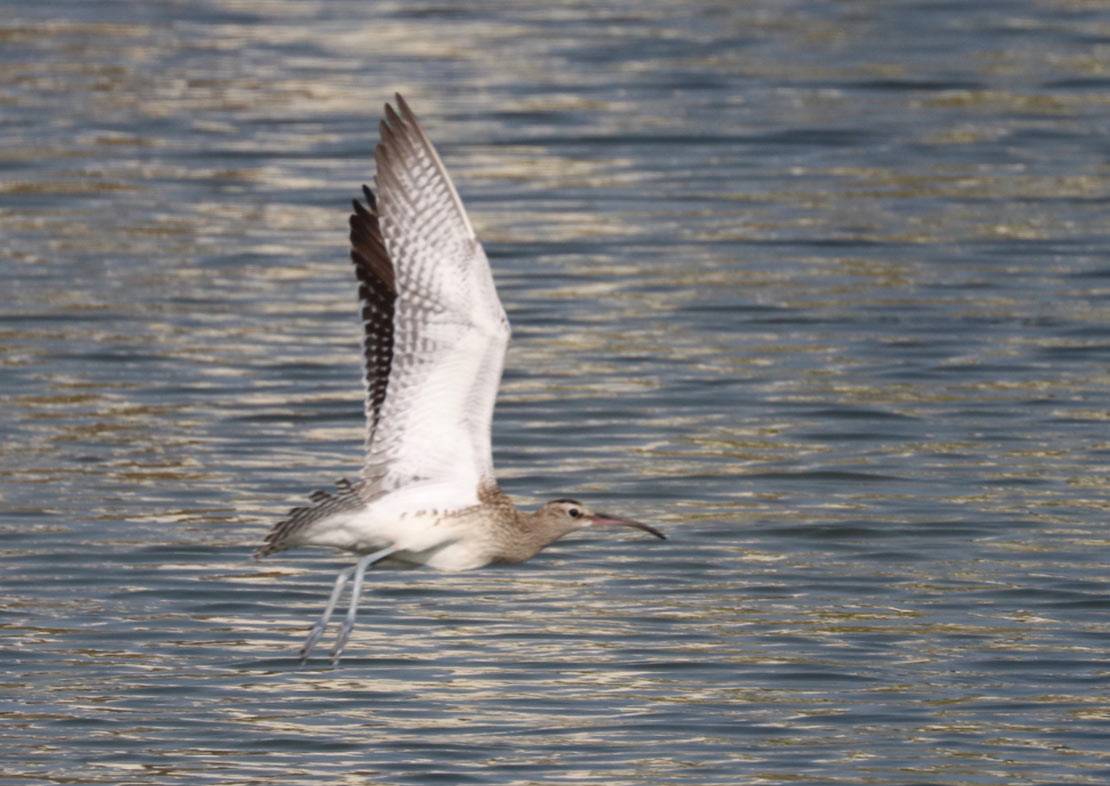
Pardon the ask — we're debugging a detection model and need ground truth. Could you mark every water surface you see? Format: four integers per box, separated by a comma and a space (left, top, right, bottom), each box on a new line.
1, 2, 1108, 784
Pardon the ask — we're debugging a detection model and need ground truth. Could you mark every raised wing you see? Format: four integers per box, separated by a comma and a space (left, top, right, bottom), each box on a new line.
351, 94, 510, 504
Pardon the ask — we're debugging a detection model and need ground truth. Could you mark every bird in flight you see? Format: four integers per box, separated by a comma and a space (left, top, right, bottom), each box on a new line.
255, 94, 665, 664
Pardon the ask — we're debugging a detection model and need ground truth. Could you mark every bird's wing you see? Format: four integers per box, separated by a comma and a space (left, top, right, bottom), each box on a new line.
349, 94, 510, 505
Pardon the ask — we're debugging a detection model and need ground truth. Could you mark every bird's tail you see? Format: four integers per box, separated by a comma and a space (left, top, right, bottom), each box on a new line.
254, 478, 365, 559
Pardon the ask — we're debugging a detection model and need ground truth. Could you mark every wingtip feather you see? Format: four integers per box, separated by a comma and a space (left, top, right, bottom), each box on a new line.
395, 92, 417, 125
384, 102, 404, 129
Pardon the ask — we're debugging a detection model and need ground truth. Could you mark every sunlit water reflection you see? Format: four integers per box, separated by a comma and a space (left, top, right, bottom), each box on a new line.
2, 2, 1108, 784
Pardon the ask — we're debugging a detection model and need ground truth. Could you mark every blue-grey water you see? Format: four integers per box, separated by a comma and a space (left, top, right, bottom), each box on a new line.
2, 2, 1108, 784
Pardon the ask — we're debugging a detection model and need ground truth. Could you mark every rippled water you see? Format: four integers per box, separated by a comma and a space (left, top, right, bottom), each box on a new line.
2, 1, 1108, 784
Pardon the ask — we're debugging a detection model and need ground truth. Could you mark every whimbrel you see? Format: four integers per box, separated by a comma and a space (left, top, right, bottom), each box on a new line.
255, 95, 665, 664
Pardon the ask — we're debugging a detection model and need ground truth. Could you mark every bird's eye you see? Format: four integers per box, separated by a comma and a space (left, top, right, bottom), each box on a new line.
568, 508, 581, 518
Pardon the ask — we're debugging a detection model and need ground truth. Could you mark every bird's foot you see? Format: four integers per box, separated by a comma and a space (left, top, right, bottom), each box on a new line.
331, 619, 355, 665
299, 621, 327, 663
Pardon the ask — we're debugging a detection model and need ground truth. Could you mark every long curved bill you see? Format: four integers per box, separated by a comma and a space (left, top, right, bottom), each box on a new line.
590, 513, 666, 540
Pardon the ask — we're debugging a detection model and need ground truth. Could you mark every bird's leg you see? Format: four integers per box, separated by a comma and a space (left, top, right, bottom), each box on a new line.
300, 565, 355, 663
331, 545, 397, 665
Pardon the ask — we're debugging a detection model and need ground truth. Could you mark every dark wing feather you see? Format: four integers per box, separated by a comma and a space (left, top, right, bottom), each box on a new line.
349, 185, 397, 449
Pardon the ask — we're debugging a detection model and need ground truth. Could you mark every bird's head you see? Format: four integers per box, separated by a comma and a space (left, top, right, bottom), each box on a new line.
534, 498, 666, 541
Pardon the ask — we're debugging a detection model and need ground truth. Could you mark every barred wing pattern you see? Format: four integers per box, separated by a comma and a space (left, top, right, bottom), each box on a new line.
357, 94, 510, 502
349, 184, 396, 452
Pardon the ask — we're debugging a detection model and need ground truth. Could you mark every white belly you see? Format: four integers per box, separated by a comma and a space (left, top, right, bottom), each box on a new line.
403, 538, 495, 571
296, 483, 496, 571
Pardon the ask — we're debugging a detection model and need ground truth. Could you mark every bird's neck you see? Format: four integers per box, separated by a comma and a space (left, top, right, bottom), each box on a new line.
479, 481, 573, 564
502, 512, 572, 564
